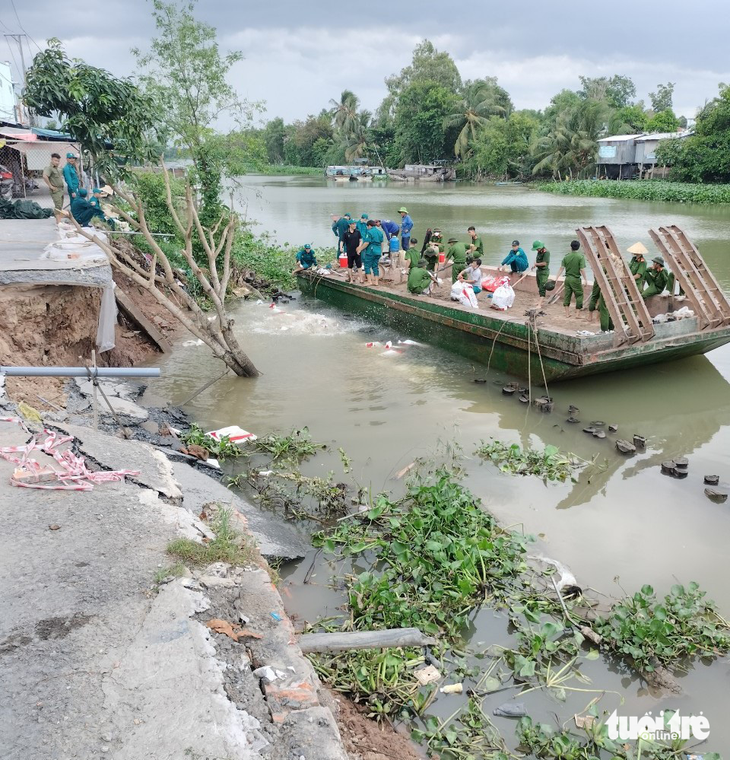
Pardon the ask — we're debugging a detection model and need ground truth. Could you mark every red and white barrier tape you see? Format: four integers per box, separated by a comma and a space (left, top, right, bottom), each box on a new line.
0, 417, 140, 491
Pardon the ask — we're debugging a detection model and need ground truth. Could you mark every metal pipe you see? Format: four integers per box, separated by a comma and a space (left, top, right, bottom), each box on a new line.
0, 367, 161, 378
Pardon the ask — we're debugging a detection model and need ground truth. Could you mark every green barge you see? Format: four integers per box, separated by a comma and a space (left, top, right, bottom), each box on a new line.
296, 226, 730, 383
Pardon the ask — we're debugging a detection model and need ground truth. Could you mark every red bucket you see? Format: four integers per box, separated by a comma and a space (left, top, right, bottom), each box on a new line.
338, 253, 348, 268
438, 251, 445, 264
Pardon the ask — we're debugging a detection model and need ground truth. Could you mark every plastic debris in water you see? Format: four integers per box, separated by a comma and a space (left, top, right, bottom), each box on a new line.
365, 341, 382, 348
382, 349, 402, 356
399, 339, 424, 346
439, 683, 463, 694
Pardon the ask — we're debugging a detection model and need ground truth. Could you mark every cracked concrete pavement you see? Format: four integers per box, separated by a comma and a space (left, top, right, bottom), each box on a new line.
0, 415, 347, 760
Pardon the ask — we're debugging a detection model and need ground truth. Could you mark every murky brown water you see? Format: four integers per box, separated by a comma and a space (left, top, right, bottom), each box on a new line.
154, 177, 730, 754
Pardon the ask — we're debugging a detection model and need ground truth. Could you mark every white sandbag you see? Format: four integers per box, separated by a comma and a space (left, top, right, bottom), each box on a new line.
491, 284, 515, 310
450, 282, 479, 308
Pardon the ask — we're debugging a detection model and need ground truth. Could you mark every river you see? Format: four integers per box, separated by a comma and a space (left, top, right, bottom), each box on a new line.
154, 176, 730, 754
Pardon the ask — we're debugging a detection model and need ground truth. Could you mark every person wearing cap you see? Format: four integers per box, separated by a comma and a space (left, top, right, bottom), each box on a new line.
499, 241, 528, 274
407, 259, 436, 295
467, 226, 483, 262
530, 241, 551, 306
446, 237, 468, 283
63, 153, 81, 201
42, 153, 64, 210
331, 213, 352, 253
356, 213, 369, 239
296, 244, 318, 270
358, 219, 385, 286
89, 187, 103, 210
627, 242, 648, 288
424, 230, 443, 272
398, 207, 413, 251
342, 220, 362, 282
642, 256, 670, 299
70, 187, 114, 228
458, 258, 483, 295
553, 240, 587, 317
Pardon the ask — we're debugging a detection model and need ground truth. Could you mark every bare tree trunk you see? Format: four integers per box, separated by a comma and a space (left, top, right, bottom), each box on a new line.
69, 163, 260, 377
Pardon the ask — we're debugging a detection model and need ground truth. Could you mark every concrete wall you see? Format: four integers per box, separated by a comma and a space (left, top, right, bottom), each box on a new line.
0, 62, 17, 123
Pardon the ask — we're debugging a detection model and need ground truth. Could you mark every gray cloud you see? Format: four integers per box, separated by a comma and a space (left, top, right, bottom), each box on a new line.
3, 0, 728, 123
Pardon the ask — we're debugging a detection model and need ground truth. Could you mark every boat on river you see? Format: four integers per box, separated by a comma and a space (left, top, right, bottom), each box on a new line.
297, 226, 730, 382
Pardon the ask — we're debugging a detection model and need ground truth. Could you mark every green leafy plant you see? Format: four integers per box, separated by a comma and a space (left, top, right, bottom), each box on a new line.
180, 423, 243, 460
250, 427, 325, 464
593, 582, 730, 673
475, 440, 580, 482
540, 179, 730, 204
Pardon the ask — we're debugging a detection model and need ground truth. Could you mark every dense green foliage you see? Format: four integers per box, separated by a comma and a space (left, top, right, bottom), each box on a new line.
657, 84, 730, 183
255, 43, 689, 181
540, 179, 730, 203
23, 39, 160, 177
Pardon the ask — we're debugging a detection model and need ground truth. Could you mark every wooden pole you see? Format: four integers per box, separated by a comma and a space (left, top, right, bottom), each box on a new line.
298, 627, 436, 654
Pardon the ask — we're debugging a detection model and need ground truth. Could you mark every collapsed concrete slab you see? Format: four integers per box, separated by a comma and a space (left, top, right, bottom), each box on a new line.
172, 461, 308, 562
56, 422, 182, 500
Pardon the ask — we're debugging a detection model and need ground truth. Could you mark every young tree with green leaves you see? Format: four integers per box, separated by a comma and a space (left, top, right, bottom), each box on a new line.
24, 39, 160, 177
133, 0, 260, 221
649, 82, 675, 113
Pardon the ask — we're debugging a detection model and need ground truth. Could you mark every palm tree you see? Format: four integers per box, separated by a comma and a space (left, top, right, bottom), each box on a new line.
445, 79, 513, 158
329, 90, 359, 135
532, 100, 604, 179
344, 111, 371, 162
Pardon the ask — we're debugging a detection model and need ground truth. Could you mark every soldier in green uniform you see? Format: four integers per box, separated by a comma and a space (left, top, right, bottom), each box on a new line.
425, 230, 444, 271
553, 240, 587, 317
627, 242, 648, 289
642, 256, 670, 299
42, 152, 64, 211
531, 241, 551, 307
467, 226, 483, 263
447, 237, 468, 283
407, 259, 435, 294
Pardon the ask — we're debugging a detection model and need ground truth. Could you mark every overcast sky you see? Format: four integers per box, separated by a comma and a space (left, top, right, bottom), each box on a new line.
3, 0, 728, 124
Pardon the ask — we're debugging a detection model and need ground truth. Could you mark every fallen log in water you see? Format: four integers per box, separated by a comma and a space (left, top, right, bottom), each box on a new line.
298, 627, 436, 653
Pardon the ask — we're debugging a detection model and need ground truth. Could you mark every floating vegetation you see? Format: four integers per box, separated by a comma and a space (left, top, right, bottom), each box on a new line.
249, 427, 325, 464
474, 440, 586, 482
180, 423, 243, 460
309, 466, 730, 758
540, 178, 730, 204
593, 582, 730, 674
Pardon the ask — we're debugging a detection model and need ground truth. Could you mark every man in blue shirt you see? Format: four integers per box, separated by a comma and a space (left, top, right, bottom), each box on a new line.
380, 219, 400, 240
500, 240, 528, 273
358, 220, 384, 286
296, 244, 317, 270
398, 206, 413, 251
62, 152, 81, 201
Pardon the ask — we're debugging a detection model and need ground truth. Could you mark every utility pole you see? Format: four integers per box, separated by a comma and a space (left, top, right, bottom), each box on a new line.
4, 33, 33, 126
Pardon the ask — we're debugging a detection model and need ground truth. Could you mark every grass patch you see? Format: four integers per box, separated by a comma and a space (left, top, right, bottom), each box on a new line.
167, 508, 256, 567
539, 178, 730, 204
153, 562, 187, 584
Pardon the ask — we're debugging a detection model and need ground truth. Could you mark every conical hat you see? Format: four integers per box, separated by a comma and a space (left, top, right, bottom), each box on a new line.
627, 242, 648, 255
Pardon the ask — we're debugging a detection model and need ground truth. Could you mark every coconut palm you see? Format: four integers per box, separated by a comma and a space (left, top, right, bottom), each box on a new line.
329, 90, 360, 135
445, 78, 513, 158
532, 100, 605, 179
344, 111, 372, 162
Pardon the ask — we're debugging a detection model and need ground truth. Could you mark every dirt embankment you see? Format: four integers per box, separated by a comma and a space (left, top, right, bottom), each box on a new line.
0, 273, 182, 406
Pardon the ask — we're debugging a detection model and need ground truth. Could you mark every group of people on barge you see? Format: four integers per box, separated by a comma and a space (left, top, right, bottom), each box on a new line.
298, 211, 673, 329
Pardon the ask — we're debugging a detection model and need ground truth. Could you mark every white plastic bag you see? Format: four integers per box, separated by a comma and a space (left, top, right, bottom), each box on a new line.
491, 284, 515, 310
450, 281, 478, 308
96, 282, 117, 352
